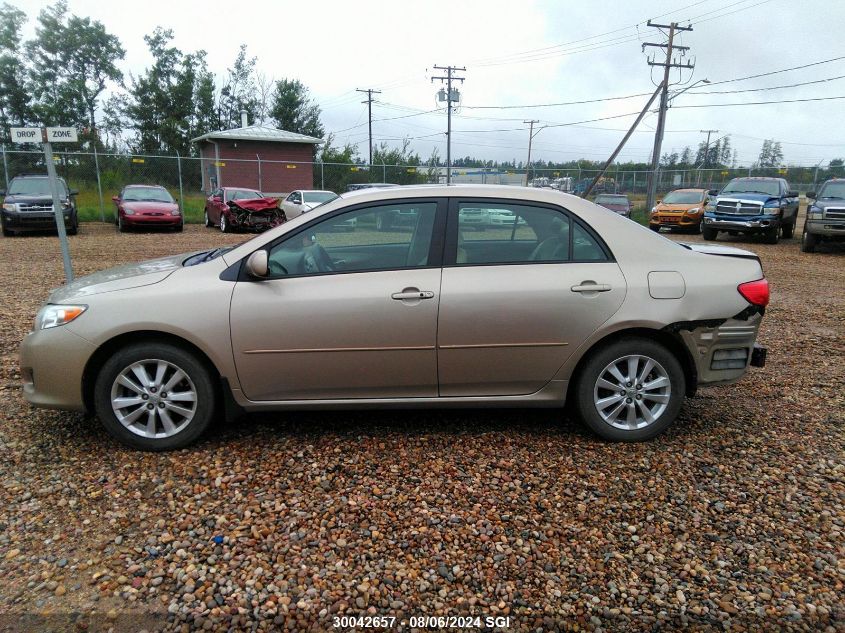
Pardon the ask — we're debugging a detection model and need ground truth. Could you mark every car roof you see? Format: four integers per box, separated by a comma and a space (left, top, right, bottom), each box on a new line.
125, 184, 166, 189
669, 188, 706, 192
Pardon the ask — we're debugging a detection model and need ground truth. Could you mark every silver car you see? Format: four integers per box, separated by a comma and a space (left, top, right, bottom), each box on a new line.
20, 185, 768, 450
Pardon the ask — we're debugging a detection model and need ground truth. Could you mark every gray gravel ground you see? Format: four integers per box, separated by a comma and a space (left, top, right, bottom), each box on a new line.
0, 220, 843, 632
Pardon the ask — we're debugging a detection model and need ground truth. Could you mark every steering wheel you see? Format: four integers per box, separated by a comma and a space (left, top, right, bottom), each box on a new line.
303, 244, 335, 273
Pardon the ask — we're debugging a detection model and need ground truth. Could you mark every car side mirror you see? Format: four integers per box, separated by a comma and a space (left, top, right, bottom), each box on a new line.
806, 191, 816, 199
70, 189, 78, 196
708, 189, 719, 196
245, 250, 269, 279
111, 195, 119, 202
656, 199, 661, 205
787, 190, 798, 197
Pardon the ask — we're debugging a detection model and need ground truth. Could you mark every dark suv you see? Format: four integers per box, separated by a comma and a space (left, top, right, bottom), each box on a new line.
702, 177, 798, 244
0, 174, 79, 236
802, 178, 845, 252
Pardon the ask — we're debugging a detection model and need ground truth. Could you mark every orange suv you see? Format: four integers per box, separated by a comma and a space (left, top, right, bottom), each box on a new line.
649, 188, 709, 233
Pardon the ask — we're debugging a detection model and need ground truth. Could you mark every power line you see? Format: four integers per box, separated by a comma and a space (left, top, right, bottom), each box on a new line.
683, 74, 845, 95
702, 54, 845, 87
672, 94, 845, 108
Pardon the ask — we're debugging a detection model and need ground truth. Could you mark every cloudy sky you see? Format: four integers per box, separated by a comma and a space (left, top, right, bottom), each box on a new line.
16, 0, 845, 167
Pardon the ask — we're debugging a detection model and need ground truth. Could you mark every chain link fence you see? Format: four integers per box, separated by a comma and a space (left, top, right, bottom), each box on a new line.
2, 146, 841, 223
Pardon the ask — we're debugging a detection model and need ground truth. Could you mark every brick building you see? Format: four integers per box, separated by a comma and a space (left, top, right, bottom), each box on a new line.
192, 120, 323, 195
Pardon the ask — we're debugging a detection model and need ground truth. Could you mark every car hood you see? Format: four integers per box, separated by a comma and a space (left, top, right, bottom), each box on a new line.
47, 253, 192, 303
811, 198, 845, 209
122, 201, 178, 214
598, 203, 629, 212
716, 192, 777, 203
656, 203, 701, 212
4, 193, 71, 205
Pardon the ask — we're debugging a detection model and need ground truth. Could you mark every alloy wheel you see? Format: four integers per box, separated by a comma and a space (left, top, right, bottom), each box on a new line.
110, 359, 197, 439
593, 354, 671, 430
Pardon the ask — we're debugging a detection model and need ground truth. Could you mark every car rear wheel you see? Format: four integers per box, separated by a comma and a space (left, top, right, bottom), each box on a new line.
801, 224, 818, 253
573, 338, 685, 442
93, 342, 217, 451
702, 226, 718, 241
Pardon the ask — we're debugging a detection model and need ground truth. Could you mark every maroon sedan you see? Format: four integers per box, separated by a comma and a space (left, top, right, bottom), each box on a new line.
113, 185, 182, 232
594, 193, 632, 218
204, 187, 284, 233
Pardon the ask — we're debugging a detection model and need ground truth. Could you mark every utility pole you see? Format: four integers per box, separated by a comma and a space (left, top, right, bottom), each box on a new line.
524, 120, 540, 186
643, 20, 694, 212
356, 88, 382, 167
431, 65, 466, 184
697, 129, 718, 185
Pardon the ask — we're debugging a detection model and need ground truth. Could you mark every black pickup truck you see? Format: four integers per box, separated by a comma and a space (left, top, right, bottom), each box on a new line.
0, 174, 79, 236
702, 177, 799, 244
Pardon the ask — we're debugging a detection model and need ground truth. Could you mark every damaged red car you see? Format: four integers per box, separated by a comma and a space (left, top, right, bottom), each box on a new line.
203, 187, 286, 233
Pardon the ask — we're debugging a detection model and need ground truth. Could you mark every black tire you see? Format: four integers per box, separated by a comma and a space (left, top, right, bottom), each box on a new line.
204, 209, 213, 227
801, 224, 818, 253
118, 216, 127, 233
93, 342, 217, 451
174, 222, 183, 232
1, 217, 13, 237
220, 213, 230, 233
763, 226, 779, 244
781, 221, 794, 239
573, 337, 685, 442
649, 225, 660, 232
702, 226, 718, 241
66, 223, 78, 236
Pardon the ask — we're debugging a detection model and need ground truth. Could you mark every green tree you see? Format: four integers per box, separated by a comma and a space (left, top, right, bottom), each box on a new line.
372, 138, 425, 185
269, 78, 325, 138
25, 1, 124, 137
125, 28, 201, 155
757, 139, 784, 168
217, 45, 258, 129
0, 2, 32, 136
318, 133, 360, 192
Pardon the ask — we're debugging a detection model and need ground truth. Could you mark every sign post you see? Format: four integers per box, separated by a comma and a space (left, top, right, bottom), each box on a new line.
10, 126, 77, 283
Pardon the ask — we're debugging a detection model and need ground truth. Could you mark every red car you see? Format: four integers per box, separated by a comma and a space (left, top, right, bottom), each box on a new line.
594, 194, 632, 218
113, 185, 182, 232
204, 187, 285, 233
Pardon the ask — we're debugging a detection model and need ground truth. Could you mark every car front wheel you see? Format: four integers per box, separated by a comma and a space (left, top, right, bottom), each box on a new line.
573, 338, 685, 442
801, 224, 818, 253
220, 213, 230, 233
702, 226, 718, 240
781, 221, 794, 239
93, 342, 217, 451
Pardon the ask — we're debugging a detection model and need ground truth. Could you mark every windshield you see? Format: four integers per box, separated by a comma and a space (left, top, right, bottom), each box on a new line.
228, 189, 261, 201
817, 181, 845, 199
8, 177, 68, 196
123, 186, 173, 202
595, 195, 628, 205
662, 190, 704, 204
303, 191, 338, 204
722, 179, 781, 196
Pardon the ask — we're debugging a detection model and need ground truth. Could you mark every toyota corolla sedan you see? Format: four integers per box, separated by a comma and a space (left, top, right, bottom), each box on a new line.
20, 185, 768, 451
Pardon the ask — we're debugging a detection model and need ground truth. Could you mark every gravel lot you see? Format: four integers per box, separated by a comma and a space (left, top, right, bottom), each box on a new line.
1, 220, 843, 632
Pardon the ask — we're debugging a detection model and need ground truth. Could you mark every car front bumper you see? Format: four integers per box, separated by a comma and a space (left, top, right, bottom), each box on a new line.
20, 325, 95, 411
650, 213, 701, 228
122, 214, 182, 227
703, 212, 781, 231
2, 210, 75, 231
805, 218, 845, 237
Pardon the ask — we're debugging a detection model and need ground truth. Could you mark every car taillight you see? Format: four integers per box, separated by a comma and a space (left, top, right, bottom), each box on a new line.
737, 278, 769, 307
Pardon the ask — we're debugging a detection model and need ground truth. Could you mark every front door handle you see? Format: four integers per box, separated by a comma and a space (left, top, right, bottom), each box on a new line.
391, 289, 435, 300
571, 283, 612, 293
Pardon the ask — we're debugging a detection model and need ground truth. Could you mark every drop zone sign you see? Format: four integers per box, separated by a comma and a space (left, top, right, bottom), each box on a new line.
10, 127, 78, 143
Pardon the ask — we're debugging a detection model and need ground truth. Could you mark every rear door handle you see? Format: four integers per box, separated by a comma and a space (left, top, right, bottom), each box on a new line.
571, 283, 612, 293
392, 290, 435, 300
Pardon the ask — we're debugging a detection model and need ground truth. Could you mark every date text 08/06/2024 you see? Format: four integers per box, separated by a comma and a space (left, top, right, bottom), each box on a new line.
332, 615, 512, 629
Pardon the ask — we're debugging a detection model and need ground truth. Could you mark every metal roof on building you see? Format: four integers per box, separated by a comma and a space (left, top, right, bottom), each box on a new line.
191, 125, 323, 145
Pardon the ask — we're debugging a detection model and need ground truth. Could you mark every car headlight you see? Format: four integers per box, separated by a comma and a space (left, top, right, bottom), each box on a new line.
651, 206, 658, 214
35, 305, 87, 330
808, 205, 823, 218
2, 203, 17, 212
687, 207, 701, 214
124, 209, 135, 215
170, 209, 181, 216
763, 200, 782, 211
